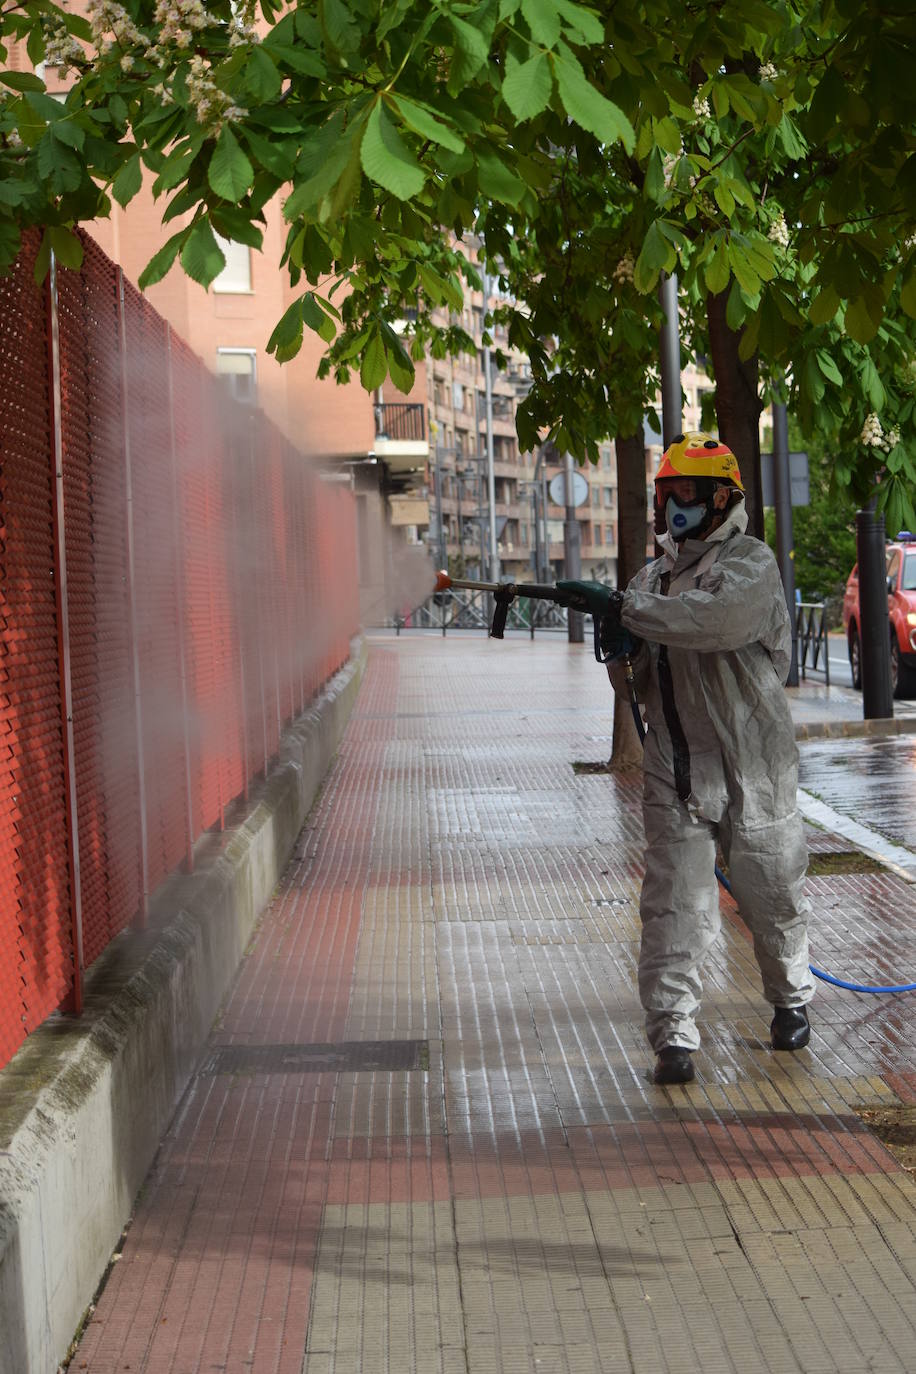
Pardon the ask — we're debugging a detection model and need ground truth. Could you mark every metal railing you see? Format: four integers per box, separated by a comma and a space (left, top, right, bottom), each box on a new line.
374, 402, 426, 441
393, 587, 568, 637
796, 601, 830, 684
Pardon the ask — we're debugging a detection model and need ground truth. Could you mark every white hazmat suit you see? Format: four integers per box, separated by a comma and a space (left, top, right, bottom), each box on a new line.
615, 497, 815, 1052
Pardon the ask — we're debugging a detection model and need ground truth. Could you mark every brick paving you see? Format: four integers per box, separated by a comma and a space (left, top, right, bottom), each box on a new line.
72, 634, 916, 1374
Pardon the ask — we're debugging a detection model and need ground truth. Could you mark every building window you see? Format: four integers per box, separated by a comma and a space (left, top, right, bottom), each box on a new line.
594, 525, 603, 545
215, 347, 257, 404
603, 487, 614, 507
212, 236, 252, 293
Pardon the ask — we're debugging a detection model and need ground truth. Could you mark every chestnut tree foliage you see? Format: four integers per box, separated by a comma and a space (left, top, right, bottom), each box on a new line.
2, 0, 915, 529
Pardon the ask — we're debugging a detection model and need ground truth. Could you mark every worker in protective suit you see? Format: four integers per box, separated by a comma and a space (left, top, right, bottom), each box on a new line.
560, 432, 814, 1086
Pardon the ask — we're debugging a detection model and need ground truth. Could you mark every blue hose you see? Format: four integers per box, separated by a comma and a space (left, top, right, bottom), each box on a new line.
714, 862, 916, 993
626, 691, 915, 997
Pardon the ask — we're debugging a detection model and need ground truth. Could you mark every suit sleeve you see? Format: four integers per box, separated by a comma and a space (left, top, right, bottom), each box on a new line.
620, 540, 790, 654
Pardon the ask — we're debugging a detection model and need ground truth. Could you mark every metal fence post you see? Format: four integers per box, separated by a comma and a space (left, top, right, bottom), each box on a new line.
165, 327, 196, 870
47, 254, 84, 1011
117, 268, 150, 923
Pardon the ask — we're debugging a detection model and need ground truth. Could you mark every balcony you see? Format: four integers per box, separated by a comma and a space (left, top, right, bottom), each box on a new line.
374, 402, 429, 472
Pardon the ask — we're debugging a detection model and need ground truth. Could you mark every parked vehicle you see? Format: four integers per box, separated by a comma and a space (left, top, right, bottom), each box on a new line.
842, 533, 916, 697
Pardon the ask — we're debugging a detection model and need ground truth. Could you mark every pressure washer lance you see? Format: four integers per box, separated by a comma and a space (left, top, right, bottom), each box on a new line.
433, 570, 605, 658
433, 570, 916, 996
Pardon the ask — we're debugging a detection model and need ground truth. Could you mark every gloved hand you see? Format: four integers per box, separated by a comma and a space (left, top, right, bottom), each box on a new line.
599, 617, 640, 663
556, 579, 625, 621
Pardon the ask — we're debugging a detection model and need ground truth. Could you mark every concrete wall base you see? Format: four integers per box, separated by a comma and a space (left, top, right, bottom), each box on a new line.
0, 637, 367, 1374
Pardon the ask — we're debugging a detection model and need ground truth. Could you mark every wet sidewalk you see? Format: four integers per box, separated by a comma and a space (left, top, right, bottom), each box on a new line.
72, 634, 916, 1374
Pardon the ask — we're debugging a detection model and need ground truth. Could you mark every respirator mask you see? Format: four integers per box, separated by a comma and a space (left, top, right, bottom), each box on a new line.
657, 478, 724, 541
665, 494, 708, 539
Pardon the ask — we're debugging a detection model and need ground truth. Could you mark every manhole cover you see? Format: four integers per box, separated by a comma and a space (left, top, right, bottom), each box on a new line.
200, 1040, 429, 1075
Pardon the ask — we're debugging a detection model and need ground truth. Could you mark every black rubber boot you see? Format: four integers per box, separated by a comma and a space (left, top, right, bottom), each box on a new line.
653, 1046, 695, 1085
771, 1005, 810, 1051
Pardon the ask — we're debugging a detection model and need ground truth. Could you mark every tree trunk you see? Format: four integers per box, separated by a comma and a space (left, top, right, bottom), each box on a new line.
707, 287, 765, 539
609, 430, 647, 771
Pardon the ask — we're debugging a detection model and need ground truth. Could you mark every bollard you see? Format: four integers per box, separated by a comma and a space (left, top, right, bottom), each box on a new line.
856, 506, 894, 718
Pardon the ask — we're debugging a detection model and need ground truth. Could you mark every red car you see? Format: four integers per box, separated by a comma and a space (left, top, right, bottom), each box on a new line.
843, 533, 916, 698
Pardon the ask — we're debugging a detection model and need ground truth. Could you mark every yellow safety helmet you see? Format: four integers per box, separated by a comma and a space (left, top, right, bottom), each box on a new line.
655, 431, 744, 489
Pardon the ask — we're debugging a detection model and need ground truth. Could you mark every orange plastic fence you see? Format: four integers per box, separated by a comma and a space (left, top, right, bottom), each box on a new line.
0, 231, 359, 1070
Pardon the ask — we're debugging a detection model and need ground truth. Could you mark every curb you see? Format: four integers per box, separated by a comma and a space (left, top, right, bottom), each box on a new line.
0, 637, 367, 1374
795, 715, 916, 740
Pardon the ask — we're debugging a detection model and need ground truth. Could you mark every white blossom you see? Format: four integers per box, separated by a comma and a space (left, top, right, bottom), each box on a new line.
153, 0, 209, 47
767, 213, 790, 248
41, 15, 85, 70
885, 426, 901, 449
692, 94, 711, 121
86, 0, 144, 49
185, 54, 237, 129
860, 413, 885, 448
758, 62, 779, 82
905, 232, 916, 252
662, 152, 679, 188
613, 253, 635, 285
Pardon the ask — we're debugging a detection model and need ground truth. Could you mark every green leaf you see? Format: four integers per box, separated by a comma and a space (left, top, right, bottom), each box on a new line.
502, 51, 553, 121
713, 181, 735, 217
48, 226, 83, 271
210, 206, 264, 248
0, 70, 45, 93
815, 350, 843, 387
727, 242, 761, 297
208, 125, 254, 201
652, 116, 680, 156
245, 47, 282, 102
860, 356, 885, 410
360, 330, 387, 391
390, 94, 465, 152
477, 149, 526, 206
36, 133, 82, 194
321, 0, 361, 54
360, 101, 425, 201
267, 296, 304, 354
381, 324, 415, 393
285, 113, 361, 218
808, 284, 840, 326
844, 296, 880, 345
112, 153, 143, 209
138, 230, 186, 289
777, 114, 806, 160
522, 0, 561, 47
180, 218, 226, 288
50, 118, 85, 151
301, 292, 336, 343
633, 221, 673, 293
704, 241, 730, 296
553, 49, 634, 151
449, 14, 490, 83
554, 0, 604, 43
242, 127, 297, 180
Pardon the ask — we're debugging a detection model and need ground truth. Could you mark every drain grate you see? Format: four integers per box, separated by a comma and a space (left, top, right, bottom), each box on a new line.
200, 1039, 429, 1076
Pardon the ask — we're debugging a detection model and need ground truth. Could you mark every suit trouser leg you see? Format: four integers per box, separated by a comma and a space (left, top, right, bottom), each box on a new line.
720, 810, 815, 1008
639, 774, 722, 1052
